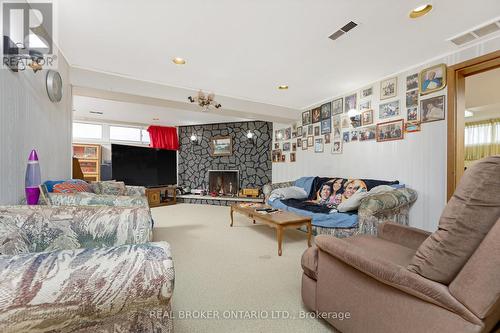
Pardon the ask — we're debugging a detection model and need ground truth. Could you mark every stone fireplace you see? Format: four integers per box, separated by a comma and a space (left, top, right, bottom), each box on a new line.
208, 170, 239, 196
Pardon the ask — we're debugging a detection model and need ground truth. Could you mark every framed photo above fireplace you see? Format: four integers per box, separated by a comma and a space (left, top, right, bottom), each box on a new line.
210, 136, 232, 156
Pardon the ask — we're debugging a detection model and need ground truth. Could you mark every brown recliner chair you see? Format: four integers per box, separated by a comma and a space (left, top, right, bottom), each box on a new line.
301, 156, 500, 333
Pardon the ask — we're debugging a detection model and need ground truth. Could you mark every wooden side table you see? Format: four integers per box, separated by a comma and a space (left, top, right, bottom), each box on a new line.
146, 186, 177, 207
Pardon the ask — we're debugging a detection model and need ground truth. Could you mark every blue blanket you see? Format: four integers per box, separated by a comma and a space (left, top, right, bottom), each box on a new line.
269, 199, 358, 228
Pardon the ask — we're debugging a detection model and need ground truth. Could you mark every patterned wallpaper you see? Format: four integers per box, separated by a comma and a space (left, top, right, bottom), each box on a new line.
178, 121, 272, 191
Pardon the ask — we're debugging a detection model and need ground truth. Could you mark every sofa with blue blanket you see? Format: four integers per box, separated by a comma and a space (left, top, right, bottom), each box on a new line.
264, 176, 417, 237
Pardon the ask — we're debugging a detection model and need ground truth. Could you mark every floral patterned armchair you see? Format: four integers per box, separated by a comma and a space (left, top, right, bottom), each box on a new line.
0, 205, 174, 333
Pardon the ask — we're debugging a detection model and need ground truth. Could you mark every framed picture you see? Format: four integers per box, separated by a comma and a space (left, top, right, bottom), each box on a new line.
285, 127, 291, 140
290, 152, 296, 162
406, 90, 418, 108
359, 125, 376, 141
359, 100, 371, 111
332, 116, 341, 139
297, 126, 303, 137
314, 138, 324, 153
274, 143, 279, 149
379, 100, 400, 119
361, 110, 373, 126
420, 95, 445, 123
407, 107, 418, 121
324, 133, 331, 144
302, 139, 308, 150
292, 143, 297, 151
345, 93, 357, 112
276, 129, 284, 141
331, 140, 342, 154
307, 136, 314, 147
406, 73, 418, 91
302, 110, 312, 125
376, 119, 404, 142
281, 154, 286, 162
321, 118, 332, 134
321, 102, 332, 120
341, 115, 351, 128
292, 131, 297, 139
361, 87, 373, 98
282, 142, 290, 151
332, 98, 343, 115
307, 124, 313, 135
272, 149, 282, 162
210, 136, 232, 156
350, 114, 362, 128
380, 77, 397, 100
405, 121, 421, 133
297, 138, 302, 147
419, 63, 447, 95
314, 126, 320, 136
312, 107, 321, 123
343, 131, 350, 143
350, 130, 359, 141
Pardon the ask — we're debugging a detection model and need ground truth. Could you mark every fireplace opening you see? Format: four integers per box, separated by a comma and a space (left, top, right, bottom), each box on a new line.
208, 170, 239, 196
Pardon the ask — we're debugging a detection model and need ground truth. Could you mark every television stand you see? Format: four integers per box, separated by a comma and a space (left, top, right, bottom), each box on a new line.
146, 186, 177, 207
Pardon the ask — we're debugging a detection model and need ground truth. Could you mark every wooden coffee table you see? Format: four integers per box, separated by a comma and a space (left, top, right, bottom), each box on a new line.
230, 203, 312, 256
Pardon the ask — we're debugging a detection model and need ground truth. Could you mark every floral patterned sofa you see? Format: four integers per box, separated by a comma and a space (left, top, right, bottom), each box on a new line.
0, 205, 174, 333
39, 180, 149, 207
265, 177, 417, 238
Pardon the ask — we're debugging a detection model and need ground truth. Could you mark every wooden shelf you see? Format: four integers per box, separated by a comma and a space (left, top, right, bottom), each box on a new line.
73, 144, 101, 181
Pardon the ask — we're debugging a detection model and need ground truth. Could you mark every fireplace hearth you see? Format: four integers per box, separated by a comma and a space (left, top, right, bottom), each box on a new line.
208, 170, 239, 196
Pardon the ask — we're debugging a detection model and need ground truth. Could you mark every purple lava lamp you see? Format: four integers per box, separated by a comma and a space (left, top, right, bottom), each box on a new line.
25, 149, 41, 205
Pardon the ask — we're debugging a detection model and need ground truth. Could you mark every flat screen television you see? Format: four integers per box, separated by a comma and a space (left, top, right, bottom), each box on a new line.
111, 144, 177, 187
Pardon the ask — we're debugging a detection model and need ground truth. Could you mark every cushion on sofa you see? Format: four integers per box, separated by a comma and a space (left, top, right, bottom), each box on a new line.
407, 156, 500, 284
338, 188, 369, 212
53, 180, 92, 193
269, 186, 308, 202
294, 177, 315, 196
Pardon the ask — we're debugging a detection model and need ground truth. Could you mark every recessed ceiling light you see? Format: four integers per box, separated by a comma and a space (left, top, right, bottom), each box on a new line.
153, 118, 160, 121
409, 4, 432, 18
278, 85, 289, 90
172, 57, 186, 65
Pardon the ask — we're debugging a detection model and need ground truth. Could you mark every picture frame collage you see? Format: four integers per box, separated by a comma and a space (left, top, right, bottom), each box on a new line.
273, 64, 447, 162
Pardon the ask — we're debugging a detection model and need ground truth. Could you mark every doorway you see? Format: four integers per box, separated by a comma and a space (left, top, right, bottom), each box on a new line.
447, 50, 500, 199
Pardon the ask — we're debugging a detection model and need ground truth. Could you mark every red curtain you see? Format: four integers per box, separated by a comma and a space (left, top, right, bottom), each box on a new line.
147, 126, 179, 150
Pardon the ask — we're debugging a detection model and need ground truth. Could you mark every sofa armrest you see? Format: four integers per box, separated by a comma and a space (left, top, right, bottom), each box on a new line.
263, 181, 295, 201
315, 235, 481, 325
0, 242, 174, 333
0, 206, 153, 254
377, 223, 431, 250
126, 185, 146, 197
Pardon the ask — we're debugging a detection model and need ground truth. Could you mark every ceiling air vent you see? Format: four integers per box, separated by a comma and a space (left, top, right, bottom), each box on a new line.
89, 111, 103, 115
449, 20, 500, 46
329, 21, 358, 41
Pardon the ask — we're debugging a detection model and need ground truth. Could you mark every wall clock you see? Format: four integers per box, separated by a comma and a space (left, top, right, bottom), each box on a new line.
46, 70, 63, 103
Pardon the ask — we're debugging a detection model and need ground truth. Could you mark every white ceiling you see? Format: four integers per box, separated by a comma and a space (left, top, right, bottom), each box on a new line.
73, 95, 248, 126
58, 0, 500, 111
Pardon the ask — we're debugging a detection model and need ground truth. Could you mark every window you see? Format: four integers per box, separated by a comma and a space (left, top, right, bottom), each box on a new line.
464, 118, 500, 161
110, 126, 142, 142
141, 129, 151, 144
73, 122, 103, 139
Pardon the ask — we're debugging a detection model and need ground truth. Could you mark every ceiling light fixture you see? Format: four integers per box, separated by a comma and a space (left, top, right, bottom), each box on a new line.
278, 85, 289, 90
188, 90, 222, 111
409, 4, 432, 18
172, 57, 186, 65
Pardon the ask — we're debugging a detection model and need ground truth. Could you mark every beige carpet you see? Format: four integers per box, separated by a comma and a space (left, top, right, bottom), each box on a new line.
152, 204, 333, 332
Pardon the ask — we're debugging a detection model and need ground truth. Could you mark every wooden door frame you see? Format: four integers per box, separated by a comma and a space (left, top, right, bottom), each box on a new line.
447, 50, 500, 199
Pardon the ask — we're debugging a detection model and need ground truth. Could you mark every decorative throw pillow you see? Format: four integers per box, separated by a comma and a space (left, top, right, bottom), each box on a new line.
407, 156, 500, 284
269, 186, 308, 202
100, 181, 127, 196
53, 180, 92, 193
337, 188, 369, 212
